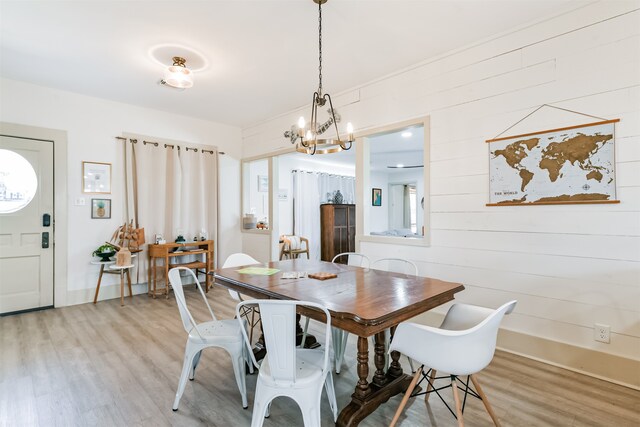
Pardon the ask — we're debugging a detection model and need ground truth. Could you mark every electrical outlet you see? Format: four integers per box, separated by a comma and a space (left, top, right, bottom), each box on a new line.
594, 323, 610, 343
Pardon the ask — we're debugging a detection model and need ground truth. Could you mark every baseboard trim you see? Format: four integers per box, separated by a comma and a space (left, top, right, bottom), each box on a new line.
66, 283, 149, 306
497, 328, 640, 391
411, 311, 640, 391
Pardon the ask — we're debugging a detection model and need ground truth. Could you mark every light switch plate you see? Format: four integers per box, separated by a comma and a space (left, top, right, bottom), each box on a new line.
74, 197, 86, 206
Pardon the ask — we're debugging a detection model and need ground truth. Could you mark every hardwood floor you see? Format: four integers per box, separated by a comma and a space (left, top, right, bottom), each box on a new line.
1, 286, 638, 426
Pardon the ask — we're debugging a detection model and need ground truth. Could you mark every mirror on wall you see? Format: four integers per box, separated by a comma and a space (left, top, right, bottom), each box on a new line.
242, 158, 270, 231
366, 125, 425, 238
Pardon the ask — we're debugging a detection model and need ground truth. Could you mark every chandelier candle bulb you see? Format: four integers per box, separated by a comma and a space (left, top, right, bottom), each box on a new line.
347, 122, 354, 140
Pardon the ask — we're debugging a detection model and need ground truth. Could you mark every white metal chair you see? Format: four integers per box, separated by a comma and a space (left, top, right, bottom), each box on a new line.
222, 253, 262, 344
331, 252, 370, 268
371, 257, 418, 276
389, 300, 518, 427
169, 267, 249, 411
237, 299, 338, 427
371, 257, 419, 372
327, 252, 370, 374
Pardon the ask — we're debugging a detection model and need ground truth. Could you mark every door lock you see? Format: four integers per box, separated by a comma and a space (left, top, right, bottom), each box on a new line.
43, 213, 51, 227
42, 232, 49, 248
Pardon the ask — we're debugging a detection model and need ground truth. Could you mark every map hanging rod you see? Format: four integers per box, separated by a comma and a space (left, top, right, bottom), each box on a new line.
486, 104, 618, 143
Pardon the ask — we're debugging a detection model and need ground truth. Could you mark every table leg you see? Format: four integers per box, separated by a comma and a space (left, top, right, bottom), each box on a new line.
336, 334, 416, 427
152, 258, 157, 298
147, 254, 151, 296
165, 260, 169, 299
373, 331, 387, 387
93, 265, 105, 304
127, 269, 133, 298
120, 270, 125, 306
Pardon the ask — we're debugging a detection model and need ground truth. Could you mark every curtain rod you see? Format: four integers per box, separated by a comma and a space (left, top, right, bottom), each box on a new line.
115, 136, 224, 155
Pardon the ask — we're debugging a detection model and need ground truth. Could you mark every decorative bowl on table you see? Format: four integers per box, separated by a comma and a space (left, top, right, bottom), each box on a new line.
97, 251, 116, 261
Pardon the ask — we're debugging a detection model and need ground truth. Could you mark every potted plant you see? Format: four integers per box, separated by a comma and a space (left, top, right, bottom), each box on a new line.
92, 243, 116, 261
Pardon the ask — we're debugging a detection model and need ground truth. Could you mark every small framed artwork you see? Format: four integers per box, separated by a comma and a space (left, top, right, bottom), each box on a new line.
91, 198, 111, 219
257, 175, 268, 192
83, 161, 111, 194
372, 188, 382, 206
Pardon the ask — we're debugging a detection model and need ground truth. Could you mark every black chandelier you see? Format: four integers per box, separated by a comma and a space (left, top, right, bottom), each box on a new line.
292, 0, 354, 155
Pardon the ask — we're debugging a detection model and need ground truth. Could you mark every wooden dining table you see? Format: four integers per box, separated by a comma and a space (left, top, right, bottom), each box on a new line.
213, 259, 464, 427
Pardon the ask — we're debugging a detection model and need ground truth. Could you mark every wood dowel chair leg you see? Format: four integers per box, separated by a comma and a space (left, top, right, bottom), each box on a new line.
390, 366, 423, 427
470, 374, 501, 427
451, 376, 465, 427
425, 369, 437, 402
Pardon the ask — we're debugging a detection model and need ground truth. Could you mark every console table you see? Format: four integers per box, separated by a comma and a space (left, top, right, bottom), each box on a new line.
147, 240, 213, 298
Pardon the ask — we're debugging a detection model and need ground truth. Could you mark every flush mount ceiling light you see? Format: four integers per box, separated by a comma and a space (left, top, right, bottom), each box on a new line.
288, 0, 354, 155
160, 56, 194, 89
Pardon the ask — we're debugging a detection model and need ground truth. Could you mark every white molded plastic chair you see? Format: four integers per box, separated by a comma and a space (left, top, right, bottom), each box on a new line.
371, 257, 419, 372
237, 300, 338, 427
169, 267, 248, 411
223, 253, 262, 344
389, 300, 517, 427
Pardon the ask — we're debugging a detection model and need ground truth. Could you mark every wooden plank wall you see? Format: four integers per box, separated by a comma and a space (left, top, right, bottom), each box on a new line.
241, 1, 640, 384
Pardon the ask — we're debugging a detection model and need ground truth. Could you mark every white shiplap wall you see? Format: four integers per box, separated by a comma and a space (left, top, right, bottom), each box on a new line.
241, 0, 640, 380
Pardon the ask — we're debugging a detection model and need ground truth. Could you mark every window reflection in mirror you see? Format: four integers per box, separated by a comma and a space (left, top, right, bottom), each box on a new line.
368, 125, 424, 238
242, 158, 270, 230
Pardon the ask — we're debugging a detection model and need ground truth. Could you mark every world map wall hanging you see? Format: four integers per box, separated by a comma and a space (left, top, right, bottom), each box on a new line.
487, 118, 620, 206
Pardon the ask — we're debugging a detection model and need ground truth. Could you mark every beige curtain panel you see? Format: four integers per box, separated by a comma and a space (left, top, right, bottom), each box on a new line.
122, 133, 219, 284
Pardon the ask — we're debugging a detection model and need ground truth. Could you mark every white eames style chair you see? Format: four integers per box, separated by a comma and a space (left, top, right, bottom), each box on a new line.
371, 257, 419, 372
169, 267, 249, 411
389, 300, 518, 427
222, 253, 262, 344
237, 300, 338, 427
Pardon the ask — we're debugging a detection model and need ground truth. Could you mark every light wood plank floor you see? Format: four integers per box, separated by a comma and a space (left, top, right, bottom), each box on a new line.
1, 286, 638, 427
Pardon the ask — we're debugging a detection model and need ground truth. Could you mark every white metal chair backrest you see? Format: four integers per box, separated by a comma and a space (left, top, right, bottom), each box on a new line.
331, 252, 370, 268
372, 258, 418, 276
168, 267, 217, 340
222, 253, 260, 302
237, 300, 332, 383
392, 300, 517, 376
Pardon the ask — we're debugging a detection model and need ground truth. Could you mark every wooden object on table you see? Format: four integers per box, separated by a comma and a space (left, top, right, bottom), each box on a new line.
320, 204, 356, 263
147, 240, 213, 298
308, 272, 337, 280
91, 259, 135, 306
214, 259, 464, 427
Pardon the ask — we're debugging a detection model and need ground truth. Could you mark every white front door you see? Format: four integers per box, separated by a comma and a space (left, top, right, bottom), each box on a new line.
0, 136, 54, 314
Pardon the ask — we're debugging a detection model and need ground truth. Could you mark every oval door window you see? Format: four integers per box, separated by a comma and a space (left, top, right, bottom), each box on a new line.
0, 149, 38, 213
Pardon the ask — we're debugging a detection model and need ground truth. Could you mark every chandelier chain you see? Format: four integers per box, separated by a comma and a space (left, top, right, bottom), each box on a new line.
318, 0, 322, 96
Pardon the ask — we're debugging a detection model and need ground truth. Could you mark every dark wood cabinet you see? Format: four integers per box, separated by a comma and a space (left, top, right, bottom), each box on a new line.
320, 204, 356, 263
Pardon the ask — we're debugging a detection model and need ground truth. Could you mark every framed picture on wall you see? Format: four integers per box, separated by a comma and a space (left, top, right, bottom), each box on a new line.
372, 188, 382, 206
91, 198, 111, 219
83, 161, 111, 194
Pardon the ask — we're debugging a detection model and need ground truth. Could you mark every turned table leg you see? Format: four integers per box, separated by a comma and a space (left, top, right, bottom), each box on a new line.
355, 336, 371, 400
373, 331, 387, 387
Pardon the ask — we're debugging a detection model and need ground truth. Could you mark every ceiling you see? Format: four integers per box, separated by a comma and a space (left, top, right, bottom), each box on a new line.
0, 0, 592, 128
